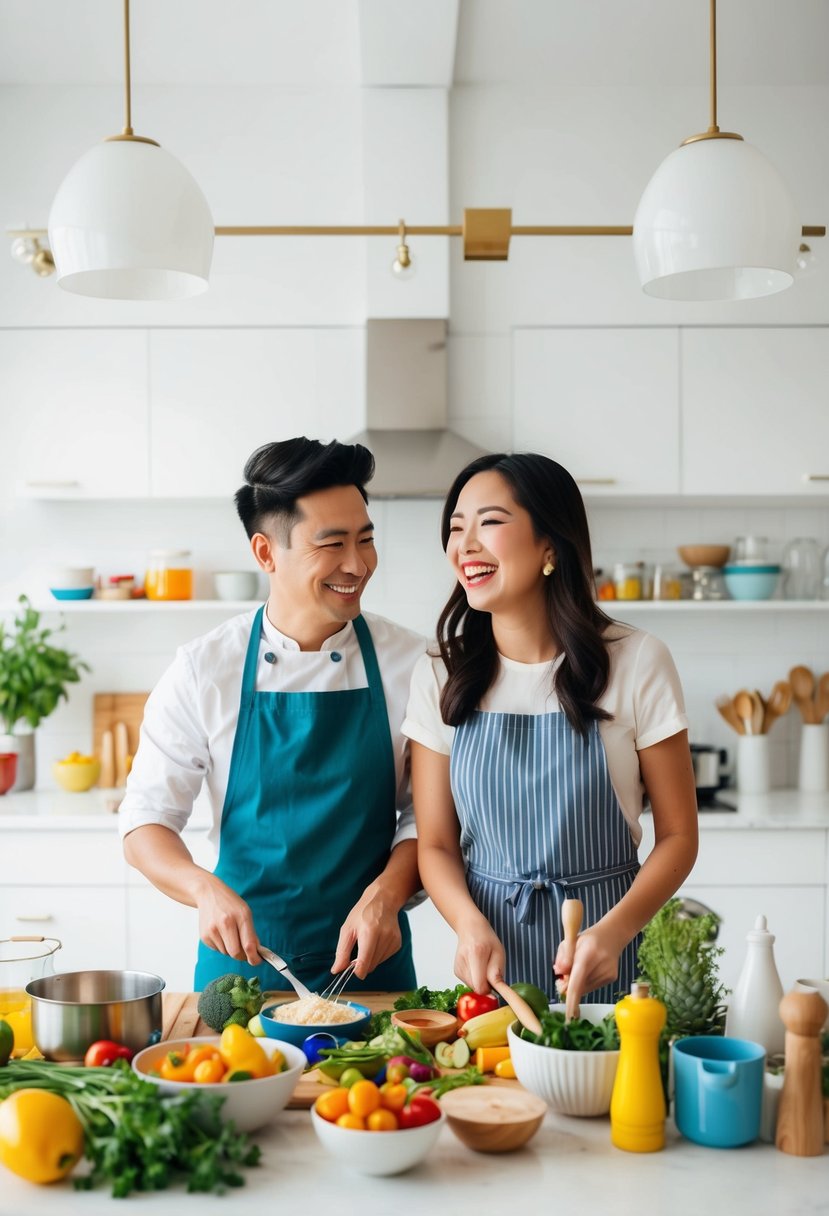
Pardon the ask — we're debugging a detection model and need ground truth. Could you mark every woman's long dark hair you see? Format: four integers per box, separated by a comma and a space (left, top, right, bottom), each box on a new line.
437, 452, 613, 737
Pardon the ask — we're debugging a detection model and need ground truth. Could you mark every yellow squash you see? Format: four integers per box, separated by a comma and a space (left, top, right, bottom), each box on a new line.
0, 1089, 84, 1184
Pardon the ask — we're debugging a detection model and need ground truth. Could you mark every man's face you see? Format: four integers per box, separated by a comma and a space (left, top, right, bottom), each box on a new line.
265, 484, 377, 636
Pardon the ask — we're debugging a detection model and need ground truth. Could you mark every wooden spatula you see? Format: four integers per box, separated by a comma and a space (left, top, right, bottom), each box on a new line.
560, 897, 584, 1023
491, 979, 542, 1037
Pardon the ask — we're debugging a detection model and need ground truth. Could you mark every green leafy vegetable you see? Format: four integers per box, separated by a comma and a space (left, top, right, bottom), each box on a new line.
0, 1059, 260, 1197
408, 1067, 486, 1100
636, 898, 728, 1038
520, 1009, 619, 1052
197, 974, 265, 1032
366, 983, 471, 1037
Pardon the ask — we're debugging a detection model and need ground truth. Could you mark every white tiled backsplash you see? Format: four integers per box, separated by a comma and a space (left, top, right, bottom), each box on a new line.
3, 497, 829, 792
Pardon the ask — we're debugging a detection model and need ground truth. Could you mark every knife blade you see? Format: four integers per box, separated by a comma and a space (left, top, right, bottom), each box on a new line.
258, 945, 313, 999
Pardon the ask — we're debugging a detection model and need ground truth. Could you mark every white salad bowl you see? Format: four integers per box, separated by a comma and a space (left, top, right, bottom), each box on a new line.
507, 1003, 620, 1117
311, 1105, 445, 1176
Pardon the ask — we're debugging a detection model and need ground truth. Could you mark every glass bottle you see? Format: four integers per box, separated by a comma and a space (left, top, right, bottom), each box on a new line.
781, 537, 821, 600
145, 549, 193, 601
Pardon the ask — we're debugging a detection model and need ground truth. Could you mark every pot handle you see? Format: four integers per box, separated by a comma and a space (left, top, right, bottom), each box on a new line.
701, 1060, 738, 1089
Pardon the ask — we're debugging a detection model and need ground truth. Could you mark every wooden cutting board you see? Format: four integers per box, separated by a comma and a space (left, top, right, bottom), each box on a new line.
93, 692, 149, 760
161, 992, 521, 1109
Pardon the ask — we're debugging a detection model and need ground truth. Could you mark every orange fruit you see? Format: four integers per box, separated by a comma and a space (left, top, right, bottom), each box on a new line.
379, 1082, 408, 1112
367, 1108, 398, 1132
336, 1113, 366, 1130
347, 1080, 381, 1118
315, 1087, 350, 1123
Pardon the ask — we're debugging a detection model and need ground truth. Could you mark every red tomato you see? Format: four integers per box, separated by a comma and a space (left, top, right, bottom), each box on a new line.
398, 1095, 442, 1129
456, 992, 500, 1023
83, 1040, 134, 1068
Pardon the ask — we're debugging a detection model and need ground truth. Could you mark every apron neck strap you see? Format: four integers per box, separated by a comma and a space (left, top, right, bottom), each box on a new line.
241, 605, 266, 698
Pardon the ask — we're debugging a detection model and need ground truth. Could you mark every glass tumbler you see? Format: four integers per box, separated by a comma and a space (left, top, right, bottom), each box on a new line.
0, 936, 61, 1056
781, 537, 821, 600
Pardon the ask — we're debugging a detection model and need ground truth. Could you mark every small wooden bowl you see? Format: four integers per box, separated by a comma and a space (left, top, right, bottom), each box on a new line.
390, 1008, 459, 1047
677, 543, 731, 569
441, 1087, 547, 1153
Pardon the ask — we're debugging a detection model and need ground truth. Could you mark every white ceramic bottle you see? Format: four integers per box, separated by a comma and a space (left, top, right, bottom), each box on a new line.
724, 914, 785, 1056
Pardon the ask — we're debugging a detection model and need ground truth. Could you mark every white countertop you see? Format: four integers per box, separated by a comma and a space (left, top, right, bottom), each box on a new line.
3, 787, 829, 832
3, 1106, 825, 1216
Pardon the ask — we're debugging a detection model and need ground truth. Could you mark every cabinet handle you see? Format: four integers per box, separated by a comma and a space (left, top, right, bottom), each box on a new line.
24, 480, 81, 489
802, 474, 829, 482
576, 477, 618, 486
15, 913, 53, 922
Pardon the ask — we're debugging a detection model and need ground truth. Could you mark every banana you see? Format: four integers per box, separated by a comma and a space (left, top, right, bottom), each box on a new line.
458, 1004, 515, 1050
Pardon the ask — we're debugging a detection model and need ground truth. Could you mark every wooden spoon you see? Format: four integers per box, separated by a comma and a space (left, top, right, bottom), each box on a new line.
734, 689, 758, 735
715, 694, 745, 735
560, 897, 584, 1023
789, 666, 817, 724
491, 979, 542, 1037
749, 690, 765, 735
762, 680, 792, 733
814, 672, 829, 724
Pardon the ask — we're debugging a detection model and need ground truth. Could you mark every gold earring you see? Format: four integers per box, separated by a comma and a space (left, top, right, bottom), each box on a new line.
543, 560, 555, 576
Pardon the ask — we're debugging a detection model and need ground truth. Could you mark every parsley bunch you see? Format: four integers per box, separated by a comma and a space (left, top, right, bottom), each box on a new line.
520, 1009, 620, 1052
0, 1059, 260, 1197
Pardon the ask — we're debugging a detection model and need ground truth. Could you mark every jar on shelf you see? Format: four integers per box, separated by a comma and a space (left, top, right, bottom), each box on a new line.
781, 537, 821, 600
652, 564, 682, 601
614, 562, 642, 600
145, 550, 193, 601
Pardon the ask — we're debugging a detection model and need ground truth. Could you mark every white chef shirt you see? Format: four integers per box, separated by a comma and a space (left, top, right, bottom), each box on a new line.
119, 607, 428, 852
402, 623, 688, 847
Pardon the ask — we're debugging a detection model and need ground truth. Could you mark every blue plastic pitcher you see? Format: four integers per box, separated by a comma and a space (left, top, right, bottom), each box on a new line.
673, 1036, 765, 1148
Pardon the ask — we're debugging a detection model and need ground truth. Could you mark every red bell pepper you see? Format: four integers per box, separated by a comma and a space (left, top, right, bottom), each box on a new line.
455, 992, 500, 1023
83, 1040, 134, 1068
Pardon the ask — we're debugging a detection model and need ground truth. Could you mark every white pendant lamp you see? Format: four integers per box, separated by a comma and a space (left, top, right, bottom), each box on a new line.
48, 0, 213, 300
633, 0, 799, 301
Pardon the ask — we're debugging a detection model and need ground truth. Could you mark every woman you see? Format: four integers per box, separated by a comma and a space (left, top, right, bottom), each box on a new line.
403, 453, 698, 1005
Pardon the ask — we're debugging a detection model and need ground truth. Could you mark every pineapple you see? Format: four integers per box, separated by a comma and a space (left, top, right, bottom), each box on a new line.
637, 898, 728, 1039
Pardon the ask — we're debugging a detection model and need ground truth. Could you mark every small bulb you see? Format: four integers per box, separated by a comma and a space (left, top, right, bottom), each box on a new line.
10, 236, 37, 265
32, 248, 56, 277
391, 241, 416, 281
795, 243, 817, 276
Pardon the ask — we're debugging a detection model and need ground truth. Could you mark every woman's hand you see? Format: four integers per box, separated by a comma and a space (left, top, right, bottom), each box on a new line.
553, 923, 625, 1007
196, 874, 262, 966
454, 914, 506, 994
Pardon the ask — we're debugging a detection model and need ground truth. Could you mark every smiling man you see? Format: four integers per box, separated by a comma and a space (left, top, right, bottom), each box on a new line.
120, 437, 426, 993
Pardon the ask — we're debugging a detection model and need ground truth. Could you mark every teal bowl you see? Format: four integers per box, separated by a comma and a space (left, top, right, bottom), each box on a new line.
722, 565, 780, 601
50, 587, 94, 601
260, 1000, 370, 1048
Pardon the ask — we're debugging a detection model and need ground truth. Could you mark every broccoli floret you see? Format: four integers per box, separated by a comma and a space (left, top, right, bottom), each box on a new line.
197, 973, 265, 1032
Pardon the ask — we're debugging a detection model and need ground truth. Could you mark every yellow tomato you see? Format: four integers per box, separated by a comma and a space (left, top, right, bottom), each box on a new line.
336, 1113, 366, 1130
378, 1082, 407, 1112
366, 1108, 398, 1131
186, 1044, 221, 1070
315, 1088, 350, 1123
193, 1057, 226, 1084
0, 1089, 84, 1184
347, 1080, 381, 1119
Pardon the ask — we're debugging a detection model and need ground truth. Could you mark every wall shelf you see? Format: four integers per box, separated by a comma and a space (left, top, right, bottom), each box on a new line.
0, 600, 261, 613
3, 599, 829, 615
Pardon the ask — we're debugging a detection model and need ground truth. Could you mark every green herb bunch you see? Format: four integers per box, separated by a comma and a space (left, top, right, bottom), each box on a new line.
637, 898, 728, 1038
0, 595, 90, 734
520, 1009, 620, 1052
0, 1059, 260, 1197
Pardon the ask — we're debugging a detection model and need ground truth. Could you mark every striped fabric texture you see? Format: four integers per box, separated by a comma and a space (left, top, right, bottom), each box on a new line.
450, 709, 640, 1002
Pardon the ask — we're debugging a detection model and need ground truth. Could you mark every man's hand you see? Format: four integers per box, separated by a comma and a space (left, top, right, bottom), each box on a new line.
331, 879, 404, 979
196, 874, 262, 967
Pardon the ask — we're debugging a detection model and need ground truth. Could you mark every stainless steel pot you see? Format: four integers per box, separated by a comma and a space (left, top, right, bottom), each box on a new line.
26, 970, 165, 1062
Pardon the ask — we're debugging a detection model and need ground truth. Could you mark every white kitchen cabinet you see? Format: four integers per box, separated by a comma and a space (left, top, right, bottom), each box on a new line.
0, 886, 127, 973
682, 328, 829, 495
513, 328, 680, 495
0, 330, 150, 499
149, 329, 365, 498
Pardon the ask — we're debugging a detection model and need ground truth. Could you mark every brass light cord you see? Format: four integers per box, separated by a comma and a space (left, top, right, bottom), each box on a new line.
123, 0, 132, 136
709, 0, 718, 134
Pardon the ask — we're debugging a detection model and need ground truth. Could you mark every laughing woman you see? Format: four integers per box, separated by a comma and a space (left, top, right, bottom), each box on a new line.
403, 453, 698, 1005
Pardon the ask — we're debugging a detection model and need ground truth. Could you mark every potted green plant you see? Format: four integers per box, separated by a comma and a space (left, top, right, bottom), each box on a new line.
0, 596, 90, 791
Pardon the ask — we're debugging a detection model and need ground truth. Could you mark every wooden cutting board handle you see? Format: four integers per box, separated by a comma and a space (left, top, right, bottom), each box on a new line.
775, 988, 828, 1157
99, 729, 115, 789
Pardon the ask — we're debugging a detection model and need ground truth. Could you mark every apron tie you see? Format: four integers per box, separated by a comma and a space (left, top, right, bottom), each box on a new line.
470, 860, 641, 927
505, 876, 560, 925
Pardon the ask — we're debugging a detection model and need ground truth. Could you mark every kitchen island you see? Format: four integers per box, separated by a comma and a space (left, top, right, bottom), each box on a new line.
2, 992, 826, 1215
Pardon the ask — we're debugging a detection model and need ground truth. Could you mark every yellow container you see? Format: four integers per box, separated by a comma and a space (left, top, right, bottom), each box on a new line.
610, 982, 666, 1152
145, 549, 193, 601
0, 937, 61, 1057
53, 756, 101, 792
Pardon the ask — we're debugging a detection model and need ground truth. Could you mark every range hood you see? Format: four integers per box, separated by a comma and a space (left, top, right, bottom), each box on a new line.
349, 318, 489, 499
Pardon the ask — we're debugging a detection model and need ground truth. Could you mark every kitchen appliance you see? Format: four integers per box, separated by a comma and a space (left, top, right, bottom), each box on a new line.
690, 744, 733, 809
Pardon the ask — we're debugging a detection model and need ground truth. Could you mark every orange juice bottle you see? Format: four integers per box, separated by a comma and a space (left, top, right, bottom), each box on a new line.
610, 982, 666, 1152
0, 988, 33, 1055
145, 549, 193, 601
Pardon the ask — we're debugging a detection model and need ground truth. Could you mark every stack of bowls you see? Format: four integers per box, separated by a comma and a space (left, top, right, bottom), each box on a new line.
48, 566, 95, 601
722, 563, 781, 600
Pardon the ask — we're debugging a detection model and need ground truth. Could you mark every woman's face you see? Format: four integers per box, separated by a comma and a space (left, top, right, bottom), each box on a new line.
446, 470, 551, 613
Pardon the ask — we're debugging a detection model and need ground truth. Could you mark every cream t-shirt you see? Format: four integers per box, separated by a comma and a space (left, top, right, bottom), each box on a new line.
402, 623, 688, 847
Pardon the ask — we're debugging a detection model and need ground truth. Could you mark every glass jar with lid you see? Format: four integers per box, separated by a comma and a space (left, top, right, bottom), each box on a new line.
781, 537, 821, 600
145, 549, 193, 601
614, 563, 642, 600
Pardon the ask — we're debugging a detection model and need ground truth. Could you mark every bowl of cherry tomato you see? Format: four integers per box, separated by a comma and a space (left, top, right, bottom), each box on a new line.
131, 1029, 305, 1132
311, 1078, 444, 1175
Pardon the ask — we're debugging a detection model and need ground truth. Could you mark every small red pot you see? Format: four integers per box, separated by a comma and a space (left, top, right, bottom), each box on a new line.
0, 753, 18, 795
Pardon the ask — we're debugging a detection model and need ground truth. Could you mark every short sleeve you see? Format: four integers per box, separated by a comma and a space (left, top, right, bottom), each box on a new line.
401, 652, 454, 756
632, 633, 689, 751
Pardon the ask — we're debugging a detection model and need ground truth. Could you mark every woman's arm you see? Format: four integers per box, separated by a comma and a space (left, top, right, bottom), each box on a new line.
555, 729, 698, 1000
411, 740, 505, 992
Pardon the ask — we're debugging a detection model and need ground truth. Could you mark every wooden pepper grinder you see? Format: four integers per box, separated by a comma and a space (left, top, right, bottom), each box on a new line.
775, 988, 828, 1157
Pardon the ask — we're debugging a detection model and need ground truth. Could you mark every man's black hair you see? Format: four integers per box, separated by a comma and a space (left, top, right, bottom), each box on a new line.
235, 437, 375, 543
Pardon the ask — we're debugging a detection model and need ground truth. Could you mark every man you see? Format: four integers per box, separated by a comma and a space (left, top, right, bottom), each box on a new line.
120, 437, 426, 992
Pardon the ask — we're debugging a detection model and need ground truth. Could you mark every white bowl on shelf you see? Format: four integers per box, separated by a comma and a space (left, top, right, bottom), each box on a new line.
213, 571, 261, 601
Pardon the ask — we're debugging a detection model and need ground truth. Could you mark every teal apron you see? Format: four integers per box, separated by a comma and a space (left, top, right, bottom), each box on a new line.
194, 608, 415, 993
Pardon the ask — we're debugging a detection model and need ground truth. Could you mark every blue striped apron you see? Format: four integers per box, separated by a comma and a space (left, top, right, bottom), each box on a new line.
450, 709, 640, 1003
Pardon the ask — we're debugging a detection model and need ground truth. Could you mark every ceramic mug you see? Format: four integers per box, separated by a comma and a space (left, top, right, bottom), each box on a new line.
673, 1036, 765, 1148
737, 734, 771, 795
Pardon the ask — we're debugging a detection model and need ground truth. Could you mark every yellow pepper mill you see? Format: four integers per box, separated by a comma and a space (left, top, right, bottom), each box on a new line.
610, 981, 667, 1152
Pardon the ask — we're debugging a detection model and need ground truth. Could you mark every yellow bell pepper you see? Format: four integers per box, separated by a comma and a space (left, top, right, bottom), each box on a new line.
494, 1056, 517, 1079
218, 1024, 274, 1078
0, 1089, 84, 1184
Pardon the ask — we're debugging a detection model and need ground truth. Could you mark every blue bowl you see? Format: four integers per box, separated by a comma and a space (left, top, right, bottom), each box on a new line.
722, 565, 780, 601
50, 587, 94, 601
260, 1000, 371, 1048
